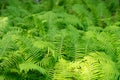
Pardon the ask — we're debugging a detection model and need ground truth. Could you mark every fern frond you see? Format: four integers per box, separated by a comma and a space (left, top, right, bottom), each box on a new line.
53, 58, 71, 80
53, 52, 119, 80
0, 53, 24, 72
0, 17, 8, 38
19, 62, 47, 75
0, 17, 8, 28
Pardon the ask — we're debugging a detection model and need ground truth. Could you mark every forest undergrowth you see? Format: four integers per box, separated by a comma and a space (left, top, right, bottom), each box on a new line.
0, 0, 120, 80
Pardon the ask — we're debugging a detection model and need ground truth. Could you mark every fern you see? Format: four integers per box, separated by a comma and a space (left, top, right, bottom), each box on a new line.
0, 53, 24, 71
53, 52, 119, 80
53, 58, 71, 80
19, 62, 46, 74
0, 0, 120, 80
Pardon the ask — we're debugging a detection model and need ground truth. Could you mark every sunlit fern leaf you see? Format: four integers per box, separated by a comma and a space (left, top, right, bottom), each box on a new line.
70, 52, 119, 80
0, 17, 8, 38
81, 52, 119, 80
0, 17, 8, 28
53, 52, 119, 80
53, 58, 71, 80
53, 58, 82, 80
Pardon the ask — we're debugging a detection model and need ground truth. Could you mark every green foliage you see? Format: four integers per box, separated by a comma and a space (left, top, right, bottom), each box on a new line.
0, 0, 120, 80
53, 52, 119, 80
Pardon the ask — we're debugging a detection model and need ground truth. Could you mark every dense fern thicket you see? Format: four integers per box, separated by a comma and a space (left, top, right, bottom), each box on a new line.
0, 0, 120, 80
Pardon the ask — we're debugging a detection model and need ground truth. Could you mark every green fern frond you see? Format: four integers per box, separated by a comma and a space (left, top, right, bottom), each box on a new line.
78, 52, 119, 80
19, 62, 47, 75
82, 29, 119, 60
0, 17, 8, 38
0, 0, 120, 80
0, 34, 19, 56
53, 58, 71, 80
24, 47, 43, 62
104, 25, 120, 37
0, 53, 24, 72
53, 52, 119, 80
0, 17, 8, 28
